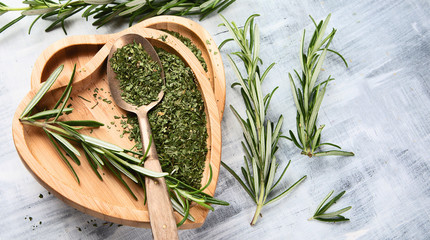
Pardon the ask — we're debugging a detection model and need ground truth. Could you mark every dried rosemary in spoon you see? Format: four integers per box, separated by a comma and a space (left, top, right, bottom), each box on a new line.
109, 41, 164, 106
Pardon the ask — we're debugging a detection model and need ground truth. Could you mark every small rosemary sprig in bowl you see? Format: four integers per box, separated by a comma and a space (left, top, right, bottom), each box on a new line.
19, 64, 228, 226
287, 14, 354, 158
0, 0, 236, 35
219, 14, 306, 226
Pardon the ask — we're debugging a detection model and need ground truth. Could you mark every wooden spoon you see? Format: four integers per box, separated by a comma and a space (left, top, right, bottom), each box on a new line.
107, 34, 178, 240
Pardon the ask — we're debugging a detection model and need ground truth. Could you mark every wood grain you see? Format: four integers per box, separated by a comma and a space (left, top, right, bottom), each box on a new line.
12, 20, 224, 229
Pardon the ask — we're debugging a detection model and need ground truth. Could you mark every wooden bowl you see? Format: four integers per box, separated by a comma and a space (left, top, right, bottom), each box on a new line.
12, 16, 224, 229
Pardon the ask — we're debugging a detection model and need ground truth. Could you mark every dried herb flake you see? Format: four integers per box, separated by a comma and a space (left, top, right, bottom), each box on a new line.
163, 30, 207, 72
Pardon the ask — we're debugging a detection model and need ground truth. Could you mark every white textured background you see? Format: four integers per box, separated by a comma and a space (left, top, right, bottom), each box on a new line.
1, 0, 430, 239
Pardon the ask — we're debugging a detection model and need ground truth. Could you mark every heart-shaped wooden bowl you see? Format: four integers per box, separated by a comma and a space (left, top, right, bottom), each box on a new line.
12, 16, 224, 229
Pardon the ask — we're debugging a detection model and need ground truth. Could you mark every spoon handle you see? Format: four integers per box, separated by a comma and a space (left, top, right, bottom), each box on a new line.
137, 113, 179, 240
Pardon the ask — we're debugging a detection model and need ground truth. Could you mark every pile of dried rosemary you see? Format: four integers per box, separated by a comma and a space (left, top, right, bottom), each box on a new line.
110, 40, 208, 189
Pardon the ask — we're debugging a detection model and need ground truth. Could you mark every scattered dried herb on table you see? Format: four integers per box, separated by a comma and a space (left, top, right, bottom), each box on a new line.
113, 46, 208, 189
110, 42, 163, 106
163, 30, 208, 72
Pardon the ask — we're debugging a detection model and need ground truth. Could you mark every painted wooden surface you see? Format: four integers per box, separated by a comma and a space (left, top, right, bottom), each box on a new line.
1, 0, 430, 239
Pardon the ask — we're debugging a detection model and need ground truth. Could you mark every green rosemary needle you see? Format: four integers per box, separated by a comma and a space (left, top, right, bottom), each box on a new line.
19, 64, 228, 226
219, 14, 306, 226
287, 14, 354, 157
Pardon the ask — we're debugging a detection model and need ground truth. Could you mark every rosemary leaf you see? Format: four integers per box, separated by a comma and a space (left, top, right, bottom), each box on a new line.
103, 150, 139, 183
0, 15, 25, 33
84, 0, 113, 4
171, 197, 194, 221
82, 144, 103, 181
105, 159, 137, 200
28, 14, 42, 34
82, 143, 104, 167
127, 163, 168, 178
53, 64, 76, 110
56, 141, 81, 165
175, 198, 190, 227
26, 108, 73, 120
53, 81, 73, 121
264, 175, 307, 206
113, 151, 141, 164
45, 129, 81, 157
62, 120, 104, 127
313, 150, 355, 157
44, 129, 80, 184
81, 134, 123, 152
20, 65, 64, 118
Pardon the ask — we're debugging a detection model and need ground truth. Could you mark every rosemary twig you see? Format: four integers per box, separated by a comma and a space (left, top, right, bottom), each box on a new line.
287, 14, 354, 158
219, 14, 306, 225
20, 64, 228, 226
310, 190, 351, 222
0, 0, 236, 35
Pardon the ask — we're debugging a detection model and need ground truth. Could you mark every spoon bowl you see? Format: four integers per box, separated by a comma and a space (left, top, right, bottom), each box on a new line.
107, 34, 165, 113
107, 33, 178, 240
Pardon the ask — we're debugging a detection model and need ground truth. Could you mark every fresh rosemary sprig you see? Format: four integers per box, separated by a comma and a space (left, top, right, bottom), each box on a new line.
287, 14, 354, 157
219, 14, 306, 225
0, 0, 236, 35
19, 64, 228, 226
310, 190, 351, 222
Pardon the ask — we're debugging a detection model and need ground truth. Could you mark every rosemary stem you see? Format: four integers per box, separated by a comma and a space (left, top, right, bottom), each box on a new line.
251, 179, 265, 225
251, 202, 263, 226
20, 119, 71, 136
